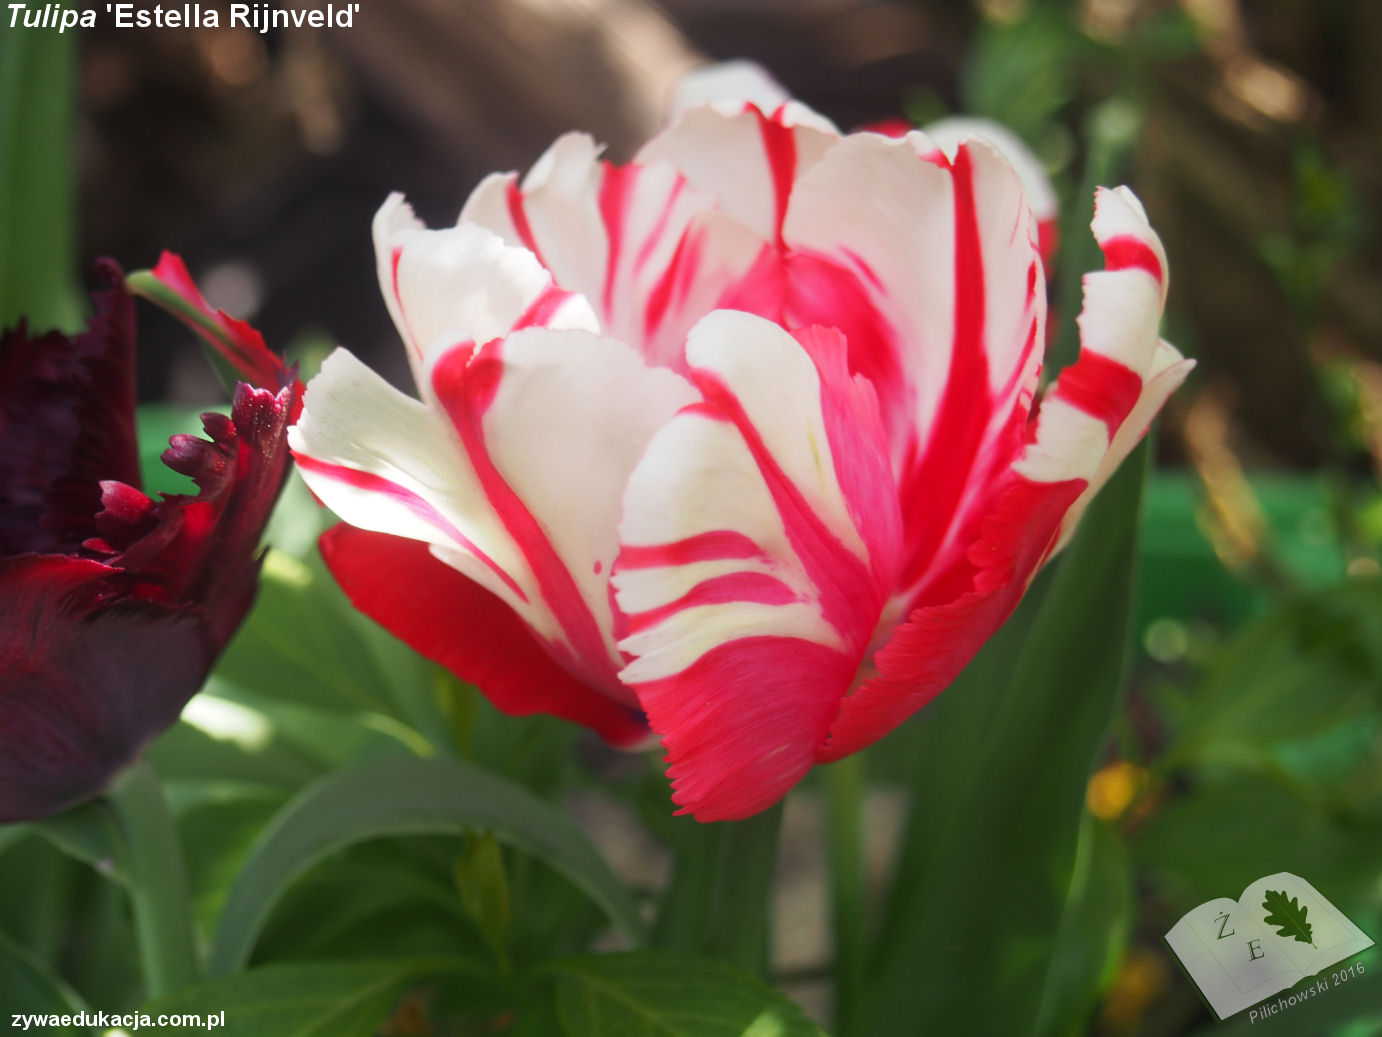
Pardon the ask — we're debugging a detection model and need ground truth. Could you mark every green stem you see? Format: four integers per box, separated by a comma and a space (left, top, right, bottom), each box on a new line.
704, 801, 783, 976
825, 755, 866, 1037
654, 800, 785, 976
105, 759, 200, 997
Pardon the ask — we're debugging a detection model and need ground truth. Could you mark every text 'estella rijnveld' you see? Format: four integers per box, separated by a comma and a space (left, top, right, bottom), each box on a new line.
7, 3, 361, 33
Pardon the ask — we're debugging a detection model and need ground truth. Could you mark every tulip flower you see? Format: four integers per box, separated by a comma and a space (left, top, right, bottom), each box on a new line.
291, 83, 1192, 820
0, 257, 299, 822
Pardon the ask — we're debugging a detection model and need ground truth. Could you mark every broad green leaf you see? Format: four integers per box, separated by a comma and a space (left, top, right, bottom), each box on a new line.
142, 958, 487, 1037
869, 563, 1051, 975
550, 952, 826, 1037
1262, 889, 1316, 947
0, 25, 82, 332
0, 837, 81, 971
210, 754, 645, 974
0, 927, 91, 1035
860, 442, 1149, 1036
0, 823, 26, 858
171, 785, 291, 934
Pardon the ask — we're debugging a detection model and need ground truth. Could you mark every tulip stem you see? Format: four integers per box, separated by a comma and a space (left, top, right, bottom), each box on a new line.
826, 753, 866, 1037
654, 800, 784, 976
106, 759, 200, 998
705, 801, 783, 976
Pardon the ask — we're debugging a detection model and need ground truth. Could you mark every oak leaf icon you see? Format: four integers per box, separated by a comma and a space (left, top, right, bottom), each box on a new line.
1262, 890, 1316, 948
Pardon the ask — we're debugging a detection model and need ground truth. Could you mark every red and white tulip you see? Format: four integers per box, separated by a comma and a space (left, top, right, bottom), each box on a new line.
290, 78, 1192, 820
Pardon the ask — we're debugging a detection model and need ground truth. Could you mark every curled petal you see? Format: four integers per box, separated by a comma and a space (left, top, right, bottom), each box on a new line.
1021, 187, 1192, 550
614, 311, 900, 819
128, 252, 298, 405
1, 262, 297, 821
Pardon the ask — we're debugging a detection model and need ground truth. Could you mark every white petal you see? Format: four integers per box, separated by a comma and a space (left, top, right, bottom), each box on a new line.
922, 116, 1057, 223
637, 104, 837, 244
373, 195, 598, 384
289, 348, 532, 613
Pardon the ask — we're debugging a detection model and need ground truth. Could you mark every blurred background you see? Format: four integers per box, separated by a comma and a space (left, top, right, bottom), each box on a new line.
5, 0, 1382, 1033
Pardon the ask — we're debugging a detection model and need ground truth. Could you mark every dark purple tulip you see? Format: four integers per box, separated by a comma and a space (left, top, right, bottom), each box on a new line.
0, 259, 300, 821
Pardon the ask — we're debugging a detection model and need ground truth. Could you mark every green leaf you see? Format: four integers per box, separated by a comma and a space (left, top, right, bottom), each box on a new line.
142, 958, 486, 1037
1262, 889, 1316, 947
210, 754, 645, 974
0, 25, 82, 332
105, 760, 201, 998
0, 927, 92, 1034
860, 442, 1149, 1036
869, 564, 1051, 978
550, 952, 827, 1037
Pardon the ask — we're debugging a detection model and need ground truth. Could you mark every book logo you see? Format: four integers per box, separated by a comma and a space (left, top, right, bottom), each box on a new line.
1164, 872, 1373, 1020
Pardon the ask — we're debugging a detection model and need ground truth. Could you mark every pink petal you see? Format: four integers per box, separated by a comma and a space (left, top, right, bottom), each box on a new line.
1017, 187, 1192, 551
613, 311, 900, 819
427, 328, 696, 697
318, 525, 650, 747
666, 61, 840, 136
